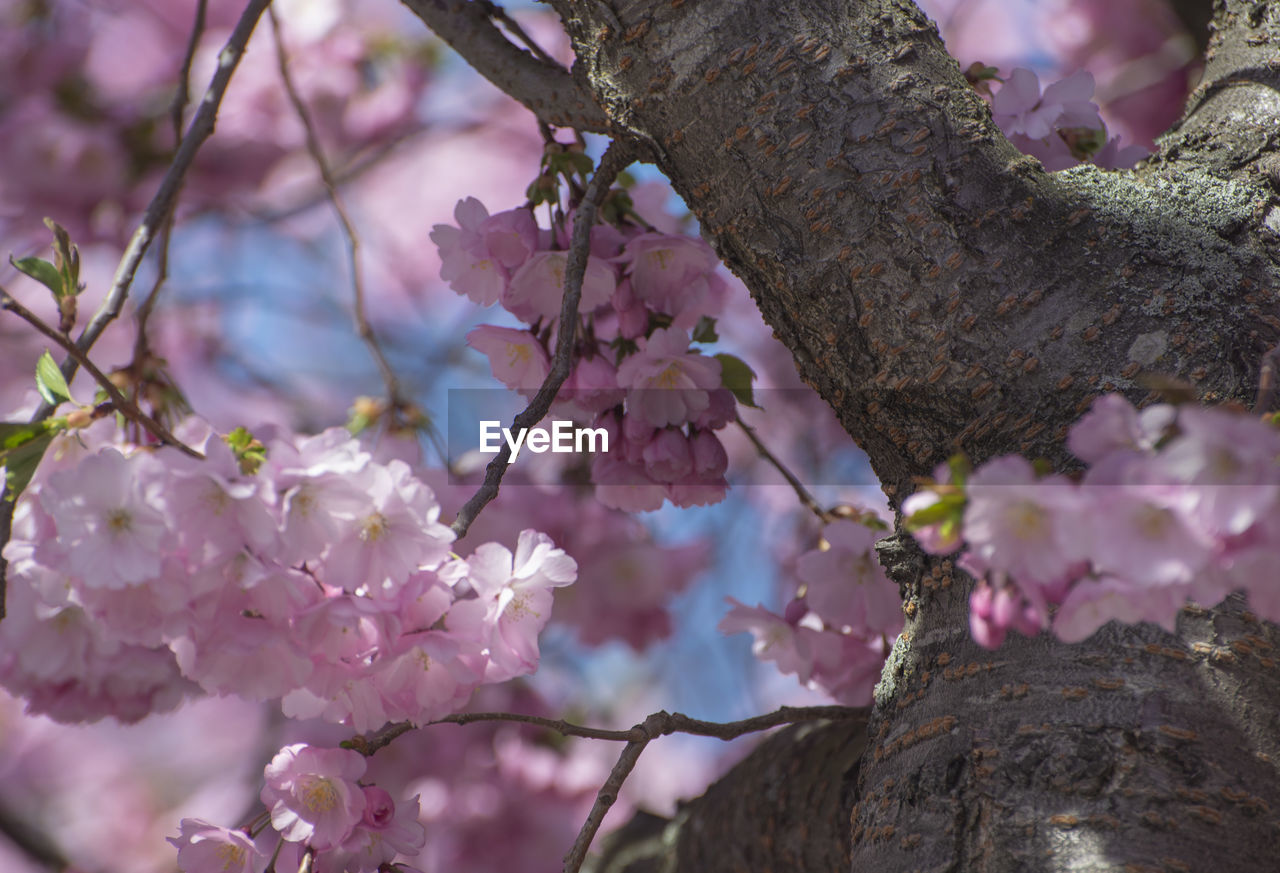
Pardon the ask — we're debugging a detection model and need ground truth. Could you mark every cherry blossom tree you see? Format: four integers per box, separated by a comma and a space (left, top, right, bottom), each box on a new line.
1, 1, 1277, 872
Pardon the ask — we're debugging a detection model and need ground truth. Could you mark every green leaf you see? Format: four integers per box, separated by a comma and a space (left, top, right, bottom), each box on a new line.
35, 350, 73, 406
0, 421, 55, 506
691, 316, 719, 344
715, 353, 759, 408
223, 426, 266, 474
0, 421, 52, 451
569, 152, 595, 177
903, 494, 963, 528
9, 255, 63, 298
946, 453, 971, 488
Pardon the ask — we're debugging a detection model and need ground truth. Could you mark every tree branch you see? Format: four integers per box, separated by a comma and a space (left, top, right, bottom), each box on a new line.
399, 0, 611, 133
49, 0, 273, 416
0, 799, 70, 872
545, 0, 1279, 503
450, 139, 635, 539
131, 0, 208, 367
0, 288, 203, 459
346, 704, 866, 757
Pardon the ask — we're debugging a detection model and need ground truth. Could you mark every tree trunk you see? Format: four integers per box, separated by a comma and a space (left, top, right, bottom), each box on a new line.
408, 0, 1280, 869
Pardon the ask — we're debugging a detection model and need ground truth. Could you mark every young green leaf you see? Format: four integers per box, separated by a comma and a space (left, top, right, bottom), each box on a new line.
715, 353, 759, 408
35, 350, 74, 406
9, 255, 64, 299
0, 420, 55, 506
903, 493, 964, 528
691, 316, 719, 344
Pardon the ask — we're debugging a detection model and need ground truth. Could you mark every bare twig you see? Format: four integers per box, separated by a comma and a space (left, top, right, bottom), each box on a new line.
1, 288, 203, 459
132, 0, 209, 350
44, 0, 273, 417
450, 140, 636, 539
399, 0, 610, 132
343, 704, 866, 871
0, 799, 70, 872
479, 0, 557, 65
267, 7, 406, 417
735, 411, 833, 522
560, 706, 867, 873
564, 732, 650, 873
348, 703, 866, 756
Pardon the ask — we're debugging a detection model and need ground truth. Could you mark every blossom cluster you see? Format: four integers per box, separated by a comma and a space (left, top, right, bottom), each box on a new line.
986, 67, 1148, 170
431, 196, 735, 512
172, 742, 426, 873
905, 395, 1280, 648
0, 419, 576, 728
718, 519, 903, 705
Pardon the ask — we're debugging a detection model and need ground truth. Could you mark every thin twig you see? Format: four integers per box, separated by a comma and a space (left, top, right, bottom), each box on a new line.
479, 0, 557, 65
564, 733, 649, 873
343, 704, 866, 872
345, 705, 865, 871
1, 289, 203, 459
399, 0, 610, 132
132, 0, 209, 349
348, 704, 866, 756
267, 7, 405, 415
735, 411, 832, 522
450, 140, 636, 539
41, 0, 273, 418
0, 799, 70, 872
560, 706, 867, 873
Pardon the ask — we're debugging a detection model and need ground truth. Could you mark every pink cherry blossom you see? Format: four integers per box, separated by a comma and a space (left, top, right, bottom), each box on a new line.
558, 354, 625, 416
620, 232, 719, 317
615, 327, 722, 427
589, 414, 668, 512
322, 787, 426, 873
642, 428, 694, 483
503, 249, 616, 323
992, 68, 1101, 140
322, 460, 454, 594
962, 455, 1082, 586
968, 582, 1044, 649
718, 599, 815, 681
166, 437, 278, 559
168, 819, 263, 873
1092, 136, 1149, 169
42, 448, 172, 589
1069, 485, 1212, 586
794, 520, 903, 635
479, 207, 540, 271
430, 197, 508, 305
1067, 393, 1173, 463
466, 325, 551, 395
1052, 576, 1188, 643
447, 530, 577, 681
372, 629, 481, 726
261, 743, 368, 851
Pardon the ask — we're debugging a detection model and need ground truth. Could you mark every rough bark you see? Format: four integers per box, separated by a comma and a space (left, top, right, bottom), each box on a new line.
412, 1, 1280, 870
